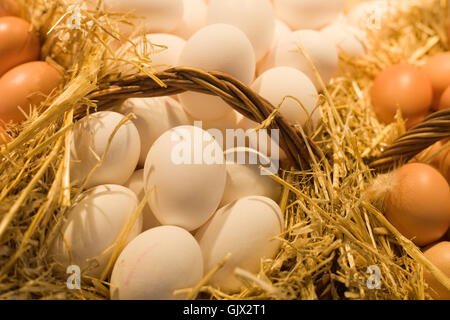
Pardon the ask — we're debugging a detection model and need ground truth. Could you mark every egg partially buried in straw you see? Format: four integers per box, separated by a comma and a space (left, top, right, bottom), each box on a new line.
50, 184, 143, 278
251, 66, 319, 133
384, 163, 450, 246
115, 33, 186, 75
0, 16, 40, 77
110, 226, 203, 300
195, 196, 283, 293
320, 22, 366, 57
144, 125, 227, 231
70, 111, 141, 189
370, 63, 432, 129
0, 61, 62, 125
262, 30, 339, 90
178, 24, 256, 121
423, 241, 450, 300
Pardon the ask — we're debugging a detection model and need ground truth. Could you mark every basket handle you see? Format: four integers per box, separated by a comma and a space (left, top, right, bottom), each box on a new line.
86, 66, 325, 171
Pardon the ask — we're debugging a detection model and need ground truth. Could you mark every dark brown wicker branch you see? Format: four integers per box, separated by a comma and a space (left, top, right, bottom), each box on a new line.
370, 109, 450, 172
86, 67, 325, 171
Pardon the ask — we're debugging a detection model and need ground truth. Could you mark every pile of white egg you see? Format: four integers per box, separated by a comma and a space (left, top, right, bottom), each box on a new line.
51, 0, 385, 299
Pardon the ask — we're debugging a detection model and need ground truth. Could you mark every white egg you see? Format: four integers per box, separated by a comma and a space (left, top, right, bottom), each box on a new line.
195, 196, 283, 292
103, 0, 184, 34
178, 24, 256, 121
273, 0, 346, 30
50, 185, 143, 278
110, 226, 203, 300
207, 0, 275, 61
273, 19, 292, 45
124, 170, 161, 231
108, 34, 185, 75
144, 125, 226, 231
221, 147, 282, 206
119, 97, 192, 167
320, 23, 366, 57
201, 110, 242, 151
173, 0, 208, 39
236, 116, 288, 162
70, 111, 140, 189
257, 19, 292, 76
252, 66, 319, 132
262, 30, 339, 90
346, 0, 397, 31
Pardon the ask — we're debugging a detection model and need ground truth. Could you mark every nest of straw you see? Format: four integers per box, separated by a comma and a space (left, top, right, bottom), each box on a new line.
0, 0, 449, 300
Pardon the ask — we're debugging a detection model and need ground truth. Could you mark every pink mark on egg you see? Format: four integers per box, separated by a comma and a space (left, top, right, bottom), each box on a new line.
124, 242, 159, 287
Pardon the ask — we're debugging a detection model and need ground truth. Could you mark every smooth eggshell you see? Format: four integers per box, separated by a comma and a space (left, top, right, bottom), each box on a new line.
320, 22, 366, 57
423, 241, 450, 300
438, 85, 450, 111
274, 0, 346, 30
123, 169, 161, 231
0, 61, 62, 124
221, 147, 282, 206
385, 163, 450, 246
103, 0, 184, 34
370, 63, 432, 129
0, 16, 40, 77
262, 30, 339, 90
70, 111, 140, 189
422, 53, 450, 110
173, 0, 207, 39
346, 0, 396, 31
0, 126, 10, 145
178, 24, 256, 121
207, 0, 275, 61
252, 66, 319, 132
237, 115, 288, 161
50, 184, 143, 278
257, 19, 292, 76
144, 125, 226, 231
0, 0, 20, 17
119, 96, 192, 167
110, 226, 203, 300
195, 196, 283, 292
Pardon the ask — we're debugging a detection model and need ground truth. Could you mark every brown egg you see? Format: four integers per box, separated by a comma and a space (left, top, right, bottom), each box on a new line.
0, 61, 62, 124
384, 163, 450, 246
423, 53, 450, 110
438, 85, 450, 111
423, 241, 450, 300
0, 0, 20, 17
370, 63, 432, 129
0, 16, 40, 77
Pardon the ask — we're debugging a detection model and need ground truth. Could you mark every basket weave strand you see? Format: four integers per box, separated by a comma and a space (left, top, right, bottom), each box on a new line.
87, 67, 325, 171
370, 109, 450, 171
87, 67, 450, 173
